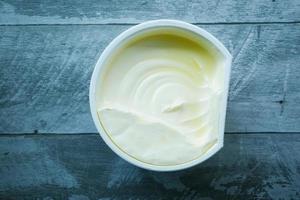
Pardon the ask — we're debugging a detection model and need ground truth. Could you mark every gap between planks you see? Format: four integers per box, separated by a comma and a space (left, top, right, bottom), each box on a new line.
0, 132, 300, 137
0, 21, 300, 27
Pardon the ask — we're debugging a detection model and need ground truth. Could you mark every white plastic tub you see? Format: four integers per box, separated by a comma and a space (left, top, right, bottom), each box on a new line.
90, 20, 232, 171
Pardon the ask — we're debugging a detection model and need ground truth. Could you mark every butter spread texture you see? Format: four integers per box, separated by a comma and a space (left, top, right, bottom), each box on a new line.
96, 29, 225, 165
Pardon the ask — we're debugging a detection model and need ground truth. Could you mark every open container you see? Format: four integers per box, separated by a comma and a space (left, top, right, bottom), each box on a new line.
90, 20, 232, 171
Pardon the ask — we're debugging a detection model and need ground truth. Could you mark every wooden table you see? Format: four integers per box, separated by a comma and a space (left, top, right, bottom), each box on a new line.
0, 1, 299, 199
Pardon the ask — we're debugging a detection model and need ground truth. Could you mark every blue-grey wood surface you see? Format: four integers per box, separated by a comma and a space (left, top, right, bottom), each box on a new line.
0, 1, 300, 199
1, 134, 300, 199
1, 24, 300, 133
0, 0, 299, 24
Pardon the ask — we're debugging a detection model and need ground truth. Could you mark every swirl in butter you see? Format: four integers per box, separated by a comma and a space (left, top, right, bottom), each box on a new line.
96, 30, 225, 165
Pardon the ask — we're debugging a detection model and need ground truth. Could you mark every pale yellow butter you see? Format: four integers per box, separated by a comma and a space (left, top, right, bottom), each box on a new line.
96, 29, 225, 165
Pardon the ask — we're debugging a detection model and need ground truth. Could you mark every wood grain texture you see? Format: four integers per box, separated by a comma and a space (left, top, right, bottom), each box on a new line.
0, 133, 299, 199
0, 0, 300, 25
0, 24, 300, 133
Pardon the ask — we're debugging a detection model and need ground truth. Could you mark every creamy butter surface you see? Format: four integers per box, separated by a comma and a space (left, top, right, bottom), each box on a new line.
96, 29, 225, 165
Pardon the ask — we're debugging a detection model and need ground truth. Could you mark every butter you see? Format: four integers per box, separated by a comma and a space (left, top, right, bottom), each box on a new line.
96, 29, 226, 166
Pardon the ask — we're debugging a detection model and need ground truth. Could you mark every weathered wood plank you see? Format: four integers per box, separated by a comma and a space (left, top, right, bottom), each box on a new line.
0, 0, 300, 25
0, 134, 299, 199
0, 24, 299, 133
